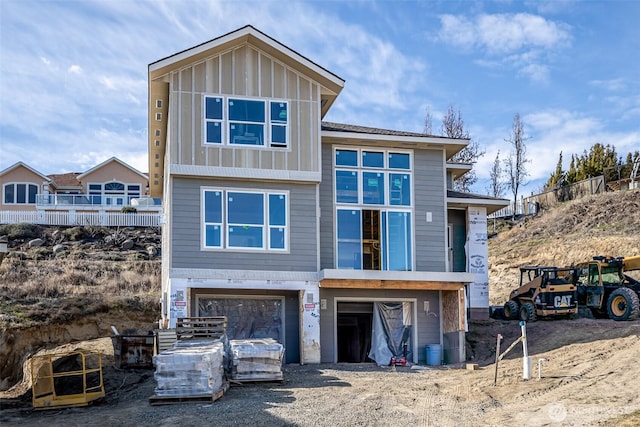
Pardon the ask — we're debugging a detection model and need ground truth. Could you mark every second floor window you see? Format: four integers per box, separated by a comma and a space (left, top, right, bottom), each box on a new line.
204, 96, 288, 148
203, 188, 288, 251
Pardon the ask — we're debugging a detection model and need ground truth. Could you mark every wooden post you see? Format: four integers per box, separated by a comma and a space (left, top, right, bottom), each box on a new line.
493, 333, 502, 386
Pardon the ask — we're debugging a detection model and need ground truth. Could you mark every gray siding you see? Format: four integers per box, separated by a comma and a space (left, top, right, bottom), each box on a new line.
171, 177, 317, 271
319, 288, 440, 363
319, 144, 448, 272
414, 149, 447, 271
319, 146, 334, 269
448, 209, 467, 272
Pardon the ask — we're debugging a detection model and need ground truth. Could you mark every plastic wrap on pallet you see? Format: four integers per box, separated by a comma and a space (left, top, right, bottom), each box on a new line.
230, 338, 284, 380
153, 341, 224, 397
230, 338, 284, 360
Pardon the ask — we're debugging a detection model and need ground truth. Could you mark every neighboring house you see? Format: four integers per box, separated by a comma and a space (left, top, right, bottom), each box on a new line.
0, 157, 161, 217
149, 25, 508, 365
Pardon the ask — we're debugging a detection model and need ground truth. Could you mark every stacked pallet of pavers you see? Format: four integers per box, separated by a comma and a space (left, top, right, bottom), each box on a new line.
153, 339, 225, 397
230, 338, 284, 381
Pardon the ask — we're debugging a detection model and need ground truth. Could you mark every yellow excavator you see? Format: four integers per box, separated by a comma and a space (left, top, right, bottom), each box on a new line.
575, 255, 640, 321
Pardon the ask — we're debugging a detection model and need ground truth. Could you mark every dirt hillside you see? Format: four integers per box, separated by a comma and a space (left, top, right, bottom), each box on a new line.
0, 190, 639, 425
488, 189, 640, 305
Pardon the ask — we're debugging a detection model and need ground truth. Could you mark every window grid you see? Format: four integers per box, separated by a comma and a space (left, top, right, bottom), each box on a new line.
334, 148, 412, 207
203, 188, 288, 252
204, 95, 288, 148
3, 183, 38, 205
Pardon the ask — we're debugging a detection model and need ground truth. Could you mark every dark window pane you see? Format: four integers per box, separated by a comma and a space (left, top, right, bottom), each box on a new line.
270, 102, 287, 123
270, 227, 285, 249
269, 194, 286, 226
229, 123, 264, 145
89, 184, 101, 191
229, 226, 263, 248
204, 191, 222, 223
16, 184, 26, 204
28, 184, 38, 203
105, 182, 125, 191
228, 192, 264, 225
362, 151, 384, 168
271, 124, 286, 145
335, 150, 358, 166
4, 184, 14, 203
389, 173, 411, 206
337, 210, 362, 270
205, 224, 221, 247
363, 172, 384, 204
205, 97, 223, 120
228, 99, 265, 123
207, 121, 222, 143
389, 153, 410, 169
387, 212, 412, 271
336, 171, 358, 203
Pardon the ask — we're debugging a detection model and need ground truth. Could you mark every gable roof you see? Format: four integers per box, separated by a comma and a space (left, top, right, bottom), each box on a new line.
48, 172, 82, 189
149, 25, 345, 117
77, 157, 148, 180
0, 161, 50, 181
321, 121, 469, 159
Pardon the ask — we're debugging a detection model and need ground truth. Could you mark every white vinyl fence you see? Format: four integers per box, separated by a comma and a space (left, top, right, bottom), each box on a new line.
0, 211, 162, 227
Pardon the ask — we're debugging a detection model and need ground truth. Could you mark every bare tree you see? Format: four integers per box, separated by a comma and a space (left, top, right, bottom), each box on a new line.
423, 106, 433, 135
504, 113, 529, 216
487, 150, 505, 197
440, 105, 485, 192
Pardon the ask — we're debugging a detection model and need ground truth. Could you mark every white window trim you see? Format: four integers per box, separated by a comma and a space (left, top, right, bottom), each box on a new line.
2, 182, 39, 205
87, 181, 142, 205
332, 146, 415, 271
201, 187, 290, 253
333, 146, 414, 207
202, 94, 289, 149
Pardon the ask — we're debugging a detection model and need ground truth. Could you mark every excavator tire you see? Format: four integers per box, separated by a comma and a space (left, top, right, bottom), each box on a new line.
606, 288, 640, 321
504, 300, 519, 320
519, 302, 537, 322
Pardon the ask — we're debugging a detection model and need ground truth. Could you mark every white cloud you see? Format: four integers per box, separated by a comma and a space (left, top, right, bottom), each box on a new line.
437, 13, 570, 84
589, 78, 626, 92
68, 64, 82, 74
438, 13, 571, 53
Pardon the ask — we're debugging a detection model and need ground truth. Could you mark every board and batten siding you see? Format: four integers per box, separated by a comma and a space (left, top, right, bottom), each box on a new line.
319, 288, 440, 363
170, 177, 318, 271
167, 44, 321, 173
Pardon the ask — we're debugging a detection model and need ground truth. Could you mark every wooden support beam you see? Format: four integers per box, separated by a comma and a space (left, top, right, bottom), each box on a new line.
319, 279, 464, 291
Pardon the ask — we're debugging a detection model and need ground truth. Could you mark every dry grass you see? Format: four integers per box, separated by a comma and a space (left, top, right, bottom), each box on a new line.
488, 190, 640, 305
0, 249, 160, 328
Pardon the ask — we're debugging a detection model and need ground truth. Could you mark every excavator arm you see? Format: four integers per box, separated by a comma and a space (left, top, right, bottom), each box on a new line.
623, 255, 640, 272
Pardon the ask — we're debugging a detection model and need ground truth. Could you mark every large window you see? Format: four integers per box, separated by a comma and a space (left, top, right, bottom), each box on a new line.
334, 148, 413, 271
204, 95, 288, 148
87, 182, 141, 205
203, 188, 288, 251
3, 183, 38, 205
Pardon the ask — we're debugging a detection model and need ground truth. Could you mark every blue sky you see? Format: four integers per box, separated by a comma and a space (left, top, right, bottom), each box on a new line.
1, 0, 639, 199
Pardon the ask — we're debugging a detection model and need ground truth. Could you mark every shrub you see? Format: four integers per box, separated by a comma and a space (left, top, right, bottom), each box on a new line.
0, 223, 43, 240
121, 206, 137, 214
62, 227, 86, 241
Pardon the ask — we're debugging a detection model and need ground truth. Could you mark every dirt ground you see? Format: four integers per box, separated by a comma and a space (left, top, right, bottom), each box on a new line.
1, 318, 639, 427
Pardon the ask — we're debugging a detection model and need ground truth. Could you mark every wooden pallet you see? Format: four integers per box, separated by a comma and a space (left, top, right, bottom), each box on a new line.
149, 383, 228, 406
156, 329, 177, 353
176, 317, 227, 340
